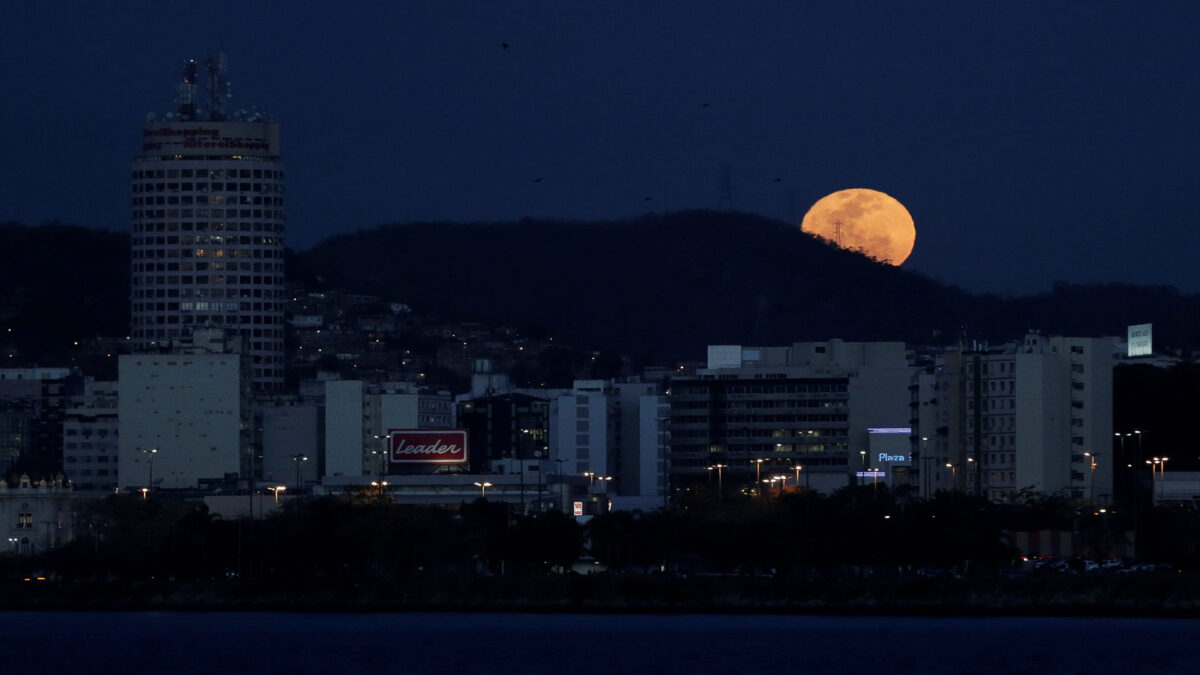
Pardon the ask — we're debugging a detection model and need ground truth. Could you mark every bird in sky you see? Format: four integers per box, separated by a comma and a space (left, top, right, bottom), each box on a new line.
532, 177, 543, 183
502, 42, 509, 49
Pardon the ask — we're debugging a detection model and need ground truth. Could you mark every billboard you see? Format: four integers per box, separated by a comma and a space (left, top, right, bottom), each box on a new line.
140, 121, 281, 158
1128, 323, 1152, 357
388, 429, 469, 465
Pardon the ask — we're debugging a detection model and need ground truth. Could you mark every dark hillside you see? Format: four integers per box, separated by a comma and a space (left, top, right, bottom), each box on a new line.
301, 211, 995, 361
0, 222, 129, 363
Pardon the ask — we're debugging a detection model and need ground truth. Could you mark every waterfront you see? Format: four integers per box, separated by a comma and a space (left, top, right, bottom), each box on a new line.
1, 611, 1196, 674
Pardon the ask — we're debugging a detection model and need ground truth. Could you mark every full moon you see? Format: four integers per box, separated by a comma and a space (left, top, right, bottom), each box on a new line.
800, 188, 915, 266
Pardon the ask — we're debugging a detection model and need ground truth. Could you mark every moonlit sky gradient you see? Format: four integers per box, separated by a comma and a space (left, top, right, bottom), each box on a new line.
3, 1, 1200, 293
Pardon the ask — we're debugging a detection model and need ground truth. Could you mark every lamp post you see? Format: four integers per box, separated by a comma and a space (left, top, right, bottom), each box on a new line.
945, 462, 958, 491
1084, 452, 1098, 502
774, 475, 787, 496
372, 433, 389, 483
709, 463, 726, 503
793, 465, 805, 492
474, 481, 493, 497
1160, 457, 1169, 501
859, 450, 867, 487
268, 485, 286, 503
920, 437, 929, 499
753, 458, 764, 496
139, 487, 149, 500
370, 480, 389, 498
140, 447, 158, 490
291, 454, 308, 491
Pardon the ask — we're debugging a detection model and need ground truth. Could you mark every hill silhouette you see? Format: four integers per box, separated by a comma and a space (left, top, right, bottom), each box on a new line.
296, 210, 1200, 362
4, 213, 1200, 368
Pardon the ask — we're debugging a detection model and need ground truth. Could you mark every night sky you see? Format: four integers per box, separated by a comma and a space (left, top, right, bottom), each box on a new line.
3, 1, 1199, 294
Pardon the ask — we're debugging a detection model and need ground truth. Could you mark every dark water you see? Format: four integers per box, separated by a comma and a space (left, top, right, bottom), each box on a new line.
0, 611, 1196, 674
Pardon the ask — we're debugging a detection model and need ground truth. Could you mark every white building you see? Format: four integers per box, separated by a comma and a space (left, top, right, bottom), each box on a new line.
548, 380, 669, 512
130, 55, 286, 392
63, 379, 120, 492
118, 329, 251, 491
916, 333, 1114, 502
260, 398, 320, 488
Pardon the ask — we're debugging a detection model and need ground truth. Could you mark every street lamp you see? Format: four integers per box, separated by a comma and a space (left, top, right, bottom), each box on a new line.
1084, 452, 1098, 502
945, 462, 958, 490
1160, 457, 1169, 501
141, 447, 158, 489
139, 487, 149, 500
859, 450, 867, 487
474, 481, 493, 497
753, 458, 764, 495
372, 434, 389, 482
268, 485, 286, 503
709, 463, 726, 502
292, 454, 308, 490
920, 437, 929, 499
793, 465, 806, 492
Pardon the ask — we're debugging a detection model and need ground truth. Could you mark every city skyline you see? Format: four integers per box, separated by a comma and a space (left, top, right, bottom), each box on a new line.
4, 2, 1200, 294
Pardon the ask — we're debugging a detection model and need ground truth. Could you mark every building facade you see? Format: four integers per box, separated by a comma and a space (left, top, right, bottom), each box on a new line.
669, 341, 915, 496
117, 329, 252, 491
63, 379, 120, 492
914, 333, 1114, 502
130, 55, 285, 392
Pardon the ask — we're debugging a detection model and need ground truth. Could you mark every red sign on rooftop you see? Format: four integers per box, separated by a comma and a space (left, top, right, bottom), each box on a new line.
388, 429, 469, 465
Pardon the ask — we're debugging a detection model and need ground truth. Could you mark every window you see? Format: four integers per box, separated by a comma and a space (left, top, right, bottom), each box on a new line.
17, 512, 32, 529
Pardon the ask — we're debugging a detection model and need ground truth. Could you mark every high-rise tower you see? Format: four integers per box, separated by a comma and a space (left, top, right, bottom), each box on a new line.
130, 55, 286, 392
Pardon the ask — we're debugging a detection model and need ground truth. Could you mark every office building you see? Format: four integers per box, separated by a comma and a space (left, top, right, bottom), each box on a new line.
130, 54, 285, 392
669, 341, 915, 495
63, 379, 120, 492
117, 329, 251, 491
915, 333, 1113, 502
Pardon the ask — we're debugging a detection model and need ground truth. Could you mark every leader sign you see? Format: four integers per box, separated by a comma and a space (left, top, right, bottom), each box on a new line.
388, 429, 469, 465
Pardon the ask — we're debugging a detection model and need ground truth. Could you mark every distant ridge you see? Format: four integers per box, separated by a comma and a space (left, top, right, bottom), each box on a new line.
295, 210, 1200, 362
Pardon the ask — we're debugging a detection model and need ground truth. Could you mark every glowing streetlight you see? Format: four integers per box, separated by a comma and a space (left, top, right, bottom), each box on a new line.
1084, 452, 1099, 502
945, 462, 958, 490
709, 463, 727, 502
268, 485, 287, 503
773, 474, 788, 496
139, 487, 149, 500
141, 447, 158, 488
292, 454, 308, 490
474, 481, 493, 497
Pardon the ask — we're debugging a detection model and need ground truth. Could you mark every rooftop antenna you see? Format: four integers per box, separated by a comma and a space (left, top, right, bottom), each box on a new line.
175, 59, 199, 121
205, 53, 231, 121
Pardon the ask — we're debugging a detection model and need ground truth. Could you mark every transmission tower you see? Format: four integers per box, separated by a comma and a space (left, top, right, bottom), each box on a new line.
717, 164, 734, 211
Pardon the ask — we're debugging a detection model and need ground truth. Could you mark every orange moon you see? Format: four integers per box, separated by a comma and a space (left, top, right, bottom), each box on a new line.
800, 188, 915, 265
